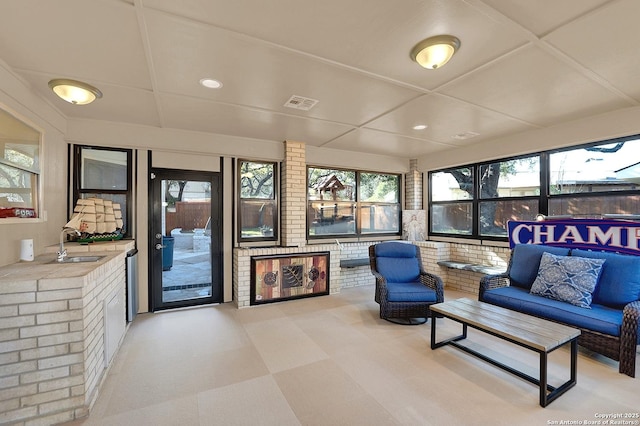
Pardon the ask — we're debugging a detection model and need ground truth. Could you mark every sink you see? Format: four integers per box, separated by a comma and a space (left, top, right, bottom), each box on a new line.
49, 255, 106, 264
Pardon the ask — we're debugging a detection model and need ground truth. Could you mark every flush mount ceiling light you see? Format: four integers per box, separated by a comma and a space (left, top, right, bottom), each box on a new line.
199, 78, 223, 89
410, 35, 461, 69
48, 79, 102, 105
413, 124, 428, 130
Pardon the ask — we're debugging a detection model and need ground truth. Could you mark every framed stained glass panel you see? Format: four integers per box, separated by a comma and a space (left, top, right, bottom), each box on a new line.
250, 252, 330, 305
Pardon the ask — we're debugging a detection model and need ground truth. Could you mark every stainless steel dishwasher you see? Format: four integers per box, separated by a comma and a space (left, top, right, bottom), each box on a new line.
126, 248, 138, 322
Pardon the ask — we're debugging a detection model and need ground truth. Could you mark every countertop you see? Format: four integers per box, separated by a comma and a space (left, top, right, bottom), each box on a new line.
0, 240, 135, 285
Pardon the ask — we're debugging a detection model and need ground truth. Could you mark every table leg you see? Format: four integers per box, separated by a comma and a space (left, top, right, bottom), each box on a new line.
430, 314, 468, 350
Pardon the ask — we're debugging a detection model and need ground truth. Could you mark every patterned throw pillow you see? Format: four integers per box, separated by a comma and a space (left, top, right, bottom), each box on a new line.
529, 252, 605, 308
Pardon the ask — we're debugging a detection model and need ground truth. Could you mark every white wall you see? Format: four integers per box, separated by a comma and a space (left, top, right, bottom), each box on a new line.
0, 64, 69, 266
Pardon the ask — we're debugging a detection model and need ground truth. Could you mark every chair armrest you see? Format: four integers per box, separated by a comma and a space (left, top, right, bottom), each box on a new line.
622, 300, 640, 343
419, 272, 445, 303
479, 273, 510, 300
620, 300, 640, 377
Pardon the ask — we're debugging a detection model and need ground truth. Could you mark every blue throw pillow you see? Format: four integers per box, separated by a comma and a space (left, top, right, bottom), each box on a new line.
530, 252, 605, 308
509, 244, 571, 289
572, 249, 640, 308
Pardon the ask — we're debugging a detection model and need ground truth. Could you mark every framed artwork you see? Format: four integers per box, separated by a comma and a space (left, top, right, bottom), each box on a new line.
250, 252, 330, 305
403, 210, 426, 241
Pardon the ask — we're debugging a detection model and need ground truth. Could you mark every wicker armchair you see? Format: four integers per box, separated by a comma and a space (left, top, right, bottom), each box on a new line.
369, 242, 444, 325
480, 252, 640, 378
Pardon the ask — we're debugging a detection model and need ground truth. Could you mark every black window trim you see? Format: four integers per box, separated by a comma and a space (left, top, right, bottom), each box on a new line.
306, 165, 403, 240
428, 133, 640, 241
236, 158, 279, 244
72, 144, 133, 239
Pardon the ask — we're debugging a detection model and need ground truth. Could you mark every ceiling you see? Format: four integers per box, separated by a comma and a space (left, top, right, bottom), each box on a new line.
1, 0, 639, 159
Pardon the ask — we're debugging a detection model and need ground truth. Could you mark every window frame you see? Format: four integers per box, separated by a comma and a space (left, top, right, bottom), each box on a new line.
306, 166, 402, 240
428, 134, 640, 241
72, 145, 133, 238
236, 159, 279, 244
0, 107, 42, 222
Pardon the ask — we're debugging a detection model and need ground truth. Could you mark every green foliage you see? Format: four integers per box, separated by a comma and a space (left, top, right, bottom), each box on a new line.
240, 161, 274, 199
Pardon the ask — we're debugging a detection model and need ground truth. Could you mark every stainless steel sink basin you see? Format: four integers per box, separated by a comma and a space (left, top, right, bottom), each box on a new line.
50, 255, 106, 264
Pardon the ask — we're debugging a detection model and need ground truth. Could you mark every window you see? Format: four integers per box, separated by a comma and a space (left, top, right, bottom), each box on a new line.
307, 167, 401, 238
478, 157, 540, 237
0, 108, 41, 219
549, 138, 640, 216
429, 155, 540, 239
73, 146, 132, 237
238, 160, 278, 242
429, 135, 640, 240
430, 167, 473, 235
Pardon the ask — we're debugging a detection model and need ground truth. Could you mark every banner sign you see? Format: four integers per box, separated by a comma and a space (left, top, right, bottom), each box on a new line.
508, 219, 640, 256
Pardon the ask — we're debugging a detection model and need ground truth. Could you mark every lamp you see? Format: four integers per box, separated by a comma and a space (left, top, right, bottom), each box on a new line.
48, 79, 102, 105
410, 35, 460, 69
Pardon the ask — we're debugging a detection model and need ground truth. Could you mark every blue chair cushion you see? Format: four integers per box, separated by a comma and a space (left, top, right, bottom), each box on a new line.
375, 242, 417, 258
386, 281, 438, 303
529, 252, 604, 308
572, 249, 640, 308
483, 286, 623, 337
509, 244, 571, 289
375, 242, 420, 283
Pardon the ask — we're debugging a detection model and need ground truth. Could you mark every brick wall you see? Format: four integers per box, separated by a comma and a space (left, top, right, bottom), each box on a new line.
0, 253, 126, 425
234, 245, 340, 308
405, 159, 422, 210
415, 241, 510, 294
337, 242, 373, 289
281, 141, 306, 247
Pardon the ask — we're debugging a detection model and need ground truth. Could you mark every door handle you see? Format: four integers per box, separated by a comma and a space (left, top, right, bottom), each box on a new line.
155, 244, 164, 250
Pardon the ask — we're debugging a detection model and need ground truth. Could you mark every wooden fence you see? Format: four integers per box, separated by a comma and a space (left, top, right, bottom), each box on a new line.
165, 201, 210, 235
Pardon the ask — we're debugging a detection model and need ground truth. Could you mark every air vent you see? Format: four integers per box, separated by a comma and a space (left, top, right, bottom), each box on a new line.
452, 131, 480, 140
283, 95, 319, 111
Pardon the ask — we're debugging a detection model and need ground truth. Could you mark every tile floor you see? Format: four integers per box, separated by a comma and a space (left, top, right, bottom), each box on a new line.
65, 287, 639, 426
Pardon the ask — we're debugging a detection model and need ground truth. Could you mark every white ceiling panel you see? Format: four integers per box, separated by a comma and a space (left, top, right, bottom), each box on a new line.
16, 71, 161, 127
325, 128, 450, 159
440, 44, 633, 127
143, 0, 529, 89
144, 10, 421, 126
0, 0, 150, 89
160, 94, 354, 145
364, 93, 537, 145
545, 0, 640, 102
0, 0, 638, 159
481, 0, 613, 36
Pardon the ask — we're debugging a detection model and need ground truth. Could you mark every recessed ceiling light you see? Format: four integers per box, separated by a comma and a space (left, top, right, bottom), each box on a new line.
199, 78, 223, 89
413, 124, 428, 130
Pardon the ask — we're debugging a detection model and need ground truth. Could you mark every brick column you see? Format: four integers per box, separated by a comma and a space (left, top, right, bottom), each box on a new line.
405, 159, 423, 210
281, 141, 306, 247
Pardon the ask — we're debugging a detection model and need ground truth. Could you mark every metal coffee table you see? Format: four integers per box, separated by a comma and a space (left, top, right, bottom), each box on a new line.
430, 298, 581, 407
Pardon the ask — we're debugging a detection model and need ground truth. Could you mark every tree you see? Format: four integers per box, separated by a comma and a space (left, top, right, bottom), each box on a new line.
449, 159, 536, 235
165, 180, 187, 206
240, 162, 274, 198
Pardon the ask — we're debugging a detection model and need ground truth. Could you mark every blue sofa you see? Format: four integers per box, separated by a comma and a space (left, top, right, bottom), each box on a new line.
479, 244, 640, 377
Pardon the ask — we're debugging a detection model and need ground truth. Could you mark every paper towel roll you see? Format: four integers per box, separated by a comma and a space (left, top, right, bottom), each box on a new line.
20, 239, 34, 262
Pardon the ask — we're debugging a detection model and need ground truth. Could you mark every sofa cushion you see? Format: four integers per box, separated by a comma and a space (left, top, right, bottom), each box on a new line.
530, 252, 604, 308
386, 281, 437, 303
509, 244, 571, 289
572, 249, 640, 308
483, 286, 623, 337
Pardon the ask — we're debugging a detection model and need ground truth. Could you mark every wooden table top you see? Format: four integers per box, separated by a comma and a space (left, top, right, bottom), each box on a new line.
430, 298, 581, 352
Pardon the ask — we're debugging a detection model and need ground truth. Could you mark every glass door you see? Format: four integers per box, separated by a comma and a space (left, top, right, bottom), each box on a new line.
149, 169, 222, 311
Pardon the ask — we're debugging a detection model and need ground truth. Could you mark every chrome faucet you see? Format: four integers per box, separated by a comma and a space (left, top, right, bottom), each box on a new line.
58, 227, 81, 262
